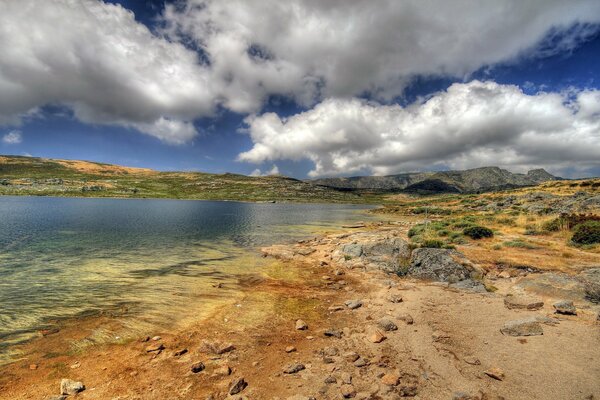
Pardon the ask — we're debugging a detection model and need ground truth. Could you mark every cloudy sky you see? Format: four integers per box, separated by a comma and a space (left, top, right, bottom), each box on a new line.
1, 0, 600, 178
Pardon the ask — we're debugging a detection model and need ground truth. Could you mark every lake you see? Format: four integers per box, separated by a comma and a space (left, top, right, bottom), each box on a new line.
0, 196, 375, 362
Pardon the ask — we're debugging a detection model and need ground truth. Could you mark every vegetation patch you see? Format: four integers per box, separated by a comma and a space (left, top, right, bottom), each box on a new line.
571, 221, 600, 245
463, 226, 494, 239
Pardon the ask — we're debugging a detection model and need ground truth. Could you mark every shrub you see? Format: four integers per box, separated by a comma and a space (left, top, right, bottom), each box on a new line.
463, 226, 494, 239
408, 224, 425, 238
571, 221, 600, 245
421, 239, 444, 248
544, 213, 600, 232
503, 240, 537, 249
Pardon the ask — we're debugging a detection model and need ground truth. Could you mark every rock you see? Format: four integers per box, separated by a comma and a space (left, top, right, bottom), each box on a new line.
367, 329, 386, 343
377, 318, 398, 332
29, 364, 38, 370
191, 362, 206, 373
553, 300, 577, 315
324, 375, 337, 384
381, 372, 400, 386
323, 346, 338, 356
229, 377, 248, 395
296, 248, 316, 256
212, 365, 232, 377
60, 379, 85, 395
504, 295, 544, 310
397, 313, 414, 325
200, 340, 235, 354
343, 351, 360, 362
500, 318, 544, 336
173, 348, 188, 357
341, 372, 353, 384
283, 363, 305, 374
341, 384, 357, 398
285, 346, 297, 353
484, 367, 505, 381
324, 329, 343, 338
46, 396, 67, 400
345, 300, 363, 309
407, 248, 473, 283
295, 319, 308, 330
342, 243, 363, 258
353, 357, 368, 367
328, 305, 345, 312
152, 335, 161, 341
145, 343, 165, 353
449, 279, 487, 293
453, 392, 474, 400
463, 356, 481, 365
387, 294, 403, 303
341, 236, 411, 273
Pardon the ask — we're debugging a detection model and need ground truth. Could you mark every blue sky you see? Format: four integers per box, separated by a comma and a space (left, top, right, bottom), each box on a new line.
1, 1, 600, 178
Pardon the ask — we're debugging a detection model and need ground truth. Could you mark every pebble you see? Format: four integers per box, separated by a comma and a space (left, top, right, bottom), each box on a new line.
285, 346, 297, 353
341, 372, 353, 384
354, 357, 368, 367
212, 365, 232, 377
387, 294, 403, 303
229, 377, 248, 395
343, 351, 360, 362
484, 367, 505, 381
324, 329, 343, 338
191, 362, 206, 373
328, 305, 345, 312
553, 300, 577, 315
381, 372, 400, 386
283, 363, 306, 374
345, 300, 363, 310
152, 335, 162, 341
60, 379, 85, 395
296, 319, 309, 330
145, 343, 165, 353
368, 329, 386, 343
377, 318, 398, 332
324, 375, 337, 384
397, 313, 414, 325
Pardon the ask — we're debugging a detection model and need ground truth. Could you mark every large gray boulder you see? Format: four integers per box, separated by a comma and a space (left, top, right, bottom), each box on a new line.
341, 235, 411, 273
407, 248, 474, 283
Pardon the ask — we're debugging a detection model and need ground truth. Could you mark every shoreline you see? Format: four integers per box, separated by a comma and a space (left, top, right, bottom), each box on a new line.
1, 220, 599, 399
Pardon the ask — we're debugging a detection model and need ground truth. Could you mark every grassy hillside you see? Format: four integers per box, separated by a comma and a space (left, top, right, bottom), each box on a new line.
0, 155, 375, 203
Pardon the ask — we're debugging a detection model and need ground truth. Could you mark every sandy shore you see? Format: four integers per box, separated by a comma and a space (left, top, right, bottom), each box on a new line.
1, 221, 599, 400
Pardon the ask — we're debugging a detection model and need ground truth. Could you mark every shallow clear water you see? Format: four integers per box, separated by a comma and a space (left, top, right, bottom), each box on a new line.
0, 196, 375, 361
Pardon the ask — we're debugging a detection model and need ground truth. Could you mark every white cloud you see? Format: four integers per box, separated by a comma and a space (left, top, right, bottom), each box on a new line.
2, 130, 22, 144
249, 164, 280, 177
239, 81, 600, 177
1, 0, 599, 145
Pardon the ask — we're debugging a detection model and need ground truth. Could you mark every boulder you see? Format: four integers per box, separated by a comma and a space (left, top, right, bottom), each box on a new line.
341, 235, 411, 273
504, 295, 544, 310
60, 379, 85, 395
407, 248, 474, 282
500, 318, 544, 336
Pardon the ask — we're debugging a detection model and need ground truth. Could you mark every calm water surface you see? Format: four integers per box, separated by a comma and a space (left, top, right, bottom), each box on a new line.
0, 196, 376, 362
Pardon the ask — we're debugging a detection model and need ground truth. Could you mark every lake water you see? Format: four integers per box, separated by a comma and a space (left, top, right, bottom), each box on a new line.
0, 196, 376, 362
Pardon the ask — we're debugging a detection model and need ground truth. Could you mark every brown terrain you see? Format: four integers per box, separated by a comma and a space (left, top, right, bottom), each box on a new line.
1, 213, 599, 400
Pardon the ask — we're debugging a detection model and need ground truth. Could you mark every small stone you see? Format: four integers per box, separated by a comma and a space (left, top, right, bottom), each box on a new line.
285, 346, 297, 353
191, 362, 206, 373
367, 329, 386, 343
296, 319, 308, 330
212, 365, 232, 377
463, 356, 481, 365
397, 313, 414, 325
323, 357, 335, 364
140, 336, 150, 342
328, 305, 344, 312
343, 351, 360, 362
200, 341, 235, 355
381, 372, 400, 386
387, 294, 403, 303
173, 348, 188, 357
152, 335, 162, 341
145, 343, 165, 352
377, 318, 398, 332
324, 329, 343, 338
323, 346, 338, 356
324, 375, 337, 384
229, 377, 248, 395
484, 367, 505, 381
341, 384, 356, 398
503, 295, 544, 310
345, 300, 363, 310
553, 300, 577, 315
353, 357, 368, 367
341, 372, 352, 384
283, 363, 305, 374
500, 319, 543, 336
60, 379, 85, 395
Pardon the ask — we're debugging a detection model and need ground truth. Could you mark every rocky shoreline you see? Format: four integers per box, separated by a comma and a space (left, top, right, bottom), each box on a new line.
1, 221, 599, 399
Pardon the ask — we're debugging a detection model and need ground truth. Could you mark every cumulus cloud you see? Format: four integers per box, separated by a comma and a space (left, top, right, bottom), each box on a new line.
239, 81, 600, 177
164, 0, 600, 105
2, 130, 22, 144
249, 164, 280, 177
1, 0, 599, 146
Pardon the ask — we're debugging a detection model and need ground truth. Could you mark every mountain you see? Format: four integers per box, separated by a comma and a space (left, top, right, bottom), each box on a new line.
0, 155, 364, 203
312, 166, 559, 194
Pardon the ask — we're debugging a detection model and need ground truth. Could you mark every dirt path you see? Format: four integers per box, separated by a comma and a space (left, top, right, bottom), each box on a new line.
1, 225, 599, 400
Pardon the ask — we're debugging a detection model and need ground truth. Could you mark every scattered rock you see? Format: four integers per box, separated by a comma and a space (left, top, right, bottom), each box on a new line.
381, 372, 400, 386
191, 362, 205, 373
324, 375, 337, 384
323, 346, 338, 356
353, 357, 368, 367
377, 318, 398, 332
367, 329, 386, 343
341, 384, 357, 398
463, 356, 481, 365
500, 318, 544, 336
484, 367, 505, 381
328, 305, 345, 312
343, 351, 360, 362
60, 379, 85, 395
345, 300, 363, 310
397, 313, 414, 325
449, 279, 487, 293
453, 392, 475, 400
295, 319, 308, 330
504, 295, 544, 310
173, 348, 188, 357
29, 364, 38, 370
46, 396, 67, 400
229, 377, 248, 395
212, 365, 232, 377
285, 346, 297, 353
283, 363, 305, 374
200, 341, 235, 355
341, 372, 352, 384
152, 335, 161, 341
387, 294, 403, 303
553, 300, 577, 315
324, 329, 343, 338
145, 343, 165, 353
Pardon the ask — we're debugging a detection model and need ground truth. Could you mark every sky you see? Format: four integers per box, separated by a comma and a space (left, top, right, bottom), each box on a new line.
1, 1, 600, 178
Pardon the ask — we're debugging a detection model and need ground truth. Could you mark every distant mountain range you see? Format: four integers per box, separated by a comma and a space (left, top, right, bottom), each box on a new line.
312, 166, 559, 194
